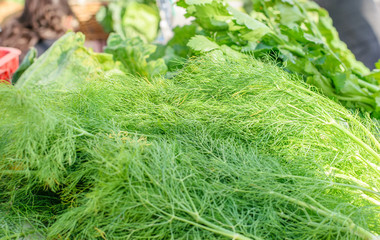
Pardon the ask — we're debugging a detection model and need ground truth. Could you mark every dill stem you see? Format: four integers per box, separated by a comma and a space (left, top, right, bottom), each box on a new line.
134, 186, 254, 240
269, 191, 377, 240
288, 79, 380, 152
145, 200, 254, 240
347, 116, 380, 152
329, 121, 380, 163
355, 154, 380, 175
70, 126, 94, 137
172, 213, 254, 240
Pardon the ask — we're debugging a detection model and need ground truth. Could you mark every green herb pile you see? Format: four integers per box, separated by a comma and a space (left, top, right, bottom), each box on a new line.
0, 32, 379, 239
163, 0, 380, 118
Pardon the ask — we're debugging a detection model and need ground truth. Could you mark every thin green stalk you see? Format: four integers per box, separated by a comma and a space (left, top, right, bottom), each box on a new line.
180, 180, 198, 214
263, 172, 380, 197
329, 120, 380, 163
169, 213, 254, 240
335, 95, 374, 106
69, 125, 94, 138
129, 172, 255, 240
139, 194, 255, 240
327, 169, 379, 192
358, 79, 380, 93
288, 80, 380, 152
280, 45, 305, 57
355, 154, 380, 175
269, 191, 377, 240
346, 115, 380, 152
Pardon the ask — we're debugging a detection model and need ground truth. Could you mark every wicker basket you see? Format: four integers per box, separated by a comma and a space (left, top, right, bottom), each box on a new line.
70, 1, 109, 41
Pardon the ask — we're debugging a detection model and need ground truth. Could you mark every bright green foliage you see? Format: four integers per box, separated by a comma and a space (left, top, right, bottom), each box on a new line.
178, 0, 380, 118
15, 32, 114, 90
367, 60, 380, 83
96, 1, 160, 42
149, 25, 198, 73
105, 33, 168, 78
11, 47, 37, 84
188, 35, 220, 52
0, 34, 379, 239
166, 25, 197, 59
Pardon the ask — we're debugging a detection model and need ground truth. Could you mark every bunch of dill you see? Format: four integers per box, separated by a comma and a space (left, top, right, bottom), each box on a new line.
0, 51, 379, 239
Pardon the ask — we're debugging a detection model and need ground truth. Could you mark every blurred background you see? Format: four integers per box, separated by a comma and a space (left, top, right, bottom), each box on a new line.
1, 0, 380, 68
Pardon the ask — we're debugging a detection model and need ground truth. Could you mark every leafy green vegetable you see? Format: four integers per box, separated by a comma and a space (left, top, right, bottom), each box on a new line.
178, 0, 380, 117
187, 35, 220, 52
15, 32, 114, 90
96, 1, 160, 42
167, 25, 197, 57
104, 33, 167, 78
366, 59, 380, 84
148, 25, 198, 73
1, 42, 379, 239
11, 47, 37, 84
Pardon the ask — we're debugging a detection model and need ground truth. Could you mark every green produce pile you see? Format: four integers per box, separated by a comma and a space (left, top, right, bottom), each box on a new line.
1, 31, 380, 240
151, 0, 380, 117
1, 0, 380, 239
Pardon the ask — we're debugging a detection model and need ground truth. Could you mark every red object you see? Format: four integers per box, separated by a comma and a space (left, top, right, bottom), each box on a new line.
0, 47, 21, 84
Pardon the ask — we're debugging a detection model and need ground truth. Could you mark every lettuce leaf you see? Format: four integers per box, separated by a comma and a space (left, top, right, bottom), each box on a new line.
105, 33, 167, 78
16, 32, 115, 90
